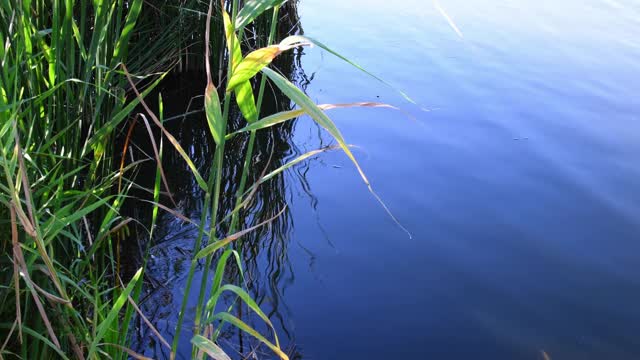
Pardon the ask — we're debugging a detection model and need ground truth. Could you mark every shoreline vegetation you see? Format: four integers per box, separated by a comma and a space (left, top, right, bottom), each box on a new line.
0, 0, 408, 358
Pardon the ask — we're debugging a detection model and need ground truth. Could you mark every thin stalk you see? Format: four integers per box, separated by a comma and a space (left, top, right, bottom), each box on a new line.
193, 0, 239, 342
172, 0, 242, 354
229, 5, 280, 234
170, 161, 216, 356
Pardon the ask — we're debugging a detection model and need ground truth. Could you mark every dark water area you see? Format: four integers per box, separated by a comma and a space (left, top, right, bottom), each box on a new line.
125, 1, 640, 359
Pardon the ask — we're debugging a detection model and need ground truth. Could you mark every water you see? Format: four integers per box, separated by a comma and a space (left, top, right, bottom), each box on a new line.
131, 1, 640, 358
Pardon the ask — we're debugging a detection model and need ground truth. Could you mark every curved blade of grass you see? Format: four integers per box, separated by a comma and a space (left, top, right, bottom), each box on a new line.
227, 46, 280, 91
223, 10, 242, 71
222, 8, 259, 123
259, 145, 340, 184
196, 207, 286, 259
227, 36, 311, 92
261, 67, 412, 239
204, 0, 225, 142
227, 102, 399, 138
208, 285, 280, 348
235, 80, 258, 123
192, 335, 232, 360
299, 36, 417, 105
205, 83, 225, 144
261, 67, 368, 183
87, 268, 142, 359
205, 249, 234, 312
111, 0, 143, 61
123, 65, 208, 190
0, 324, 70, 360
213, 312, 289, 360
235, 0, 288, 29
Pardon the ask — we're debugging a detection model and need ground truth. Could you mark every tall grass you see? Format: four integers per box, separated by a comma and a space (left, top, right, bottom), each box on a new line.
1, 0, 407, 358
0, 0, 186, 357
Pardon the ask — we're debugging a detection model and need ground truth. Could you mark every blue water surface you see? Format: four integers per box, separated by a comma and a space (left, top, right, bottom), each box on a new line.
274, 1, 640, 358
135, 1, 640, 359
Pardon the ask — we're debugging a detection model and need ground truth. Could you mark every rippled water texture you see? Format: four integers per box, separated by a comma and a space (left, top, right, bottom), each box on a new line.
134, 1, 640, 358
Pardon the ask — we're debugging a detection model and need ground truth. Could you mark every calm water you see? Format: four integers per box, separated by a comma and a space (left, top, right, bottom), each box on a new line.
134, 1, 640, 358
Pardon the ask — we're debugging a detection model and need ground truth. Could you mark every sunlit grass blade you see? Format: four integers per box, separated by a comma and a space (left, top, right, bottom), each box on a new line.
206, 83, 225, 144
262, 67, 412, 238
235, 0, 288, 29
298, 35, 418, 105
205, 284, 281, 347
261, 67, 370, 185
227, 47, 280, 91
195, 207, 286, 259
433, 0, 464, 38
111, 0, 144, 61
227, 102, 399, 138
227, 36, 311, 92
211, 312, 289, 360
192, 335, 232, 360
223, 10, 242, 71
258, 146, 340, 184
235, 80, 259, 123
87, 268, 143, 359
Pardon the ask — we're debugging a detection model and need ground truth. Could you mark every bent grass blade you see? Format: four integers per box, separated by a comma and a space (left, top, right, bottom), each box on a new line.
261, 67, 412, 238
235, 0, 288, 30
191, 335, 232, 360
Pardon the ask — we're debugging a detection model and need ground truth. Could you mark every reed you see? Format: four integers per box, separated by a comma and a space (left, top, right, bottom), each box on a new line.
1, 0, 407, 358
0, 0, 187, 358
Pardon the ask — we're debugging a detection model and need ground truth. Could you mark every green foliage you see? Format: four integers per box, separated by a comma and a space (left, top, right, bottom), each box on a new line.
1, 0, 405, 358
0, 0, 189, 358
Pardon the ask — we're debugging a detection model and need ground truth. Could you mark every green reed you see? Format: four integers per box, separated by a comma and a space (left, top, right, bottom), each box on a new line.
0, 0, 187, 358
1, 0, 409, 358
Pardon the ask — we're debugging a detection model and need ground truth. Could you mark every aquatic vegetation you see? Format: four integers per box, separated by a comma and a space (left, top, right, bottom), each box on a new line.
0, 0, 404, 358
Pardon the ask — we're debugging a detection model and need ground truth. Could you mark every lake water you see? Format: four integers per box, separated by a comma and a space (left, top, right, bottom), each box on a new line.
133, 1, 640, 358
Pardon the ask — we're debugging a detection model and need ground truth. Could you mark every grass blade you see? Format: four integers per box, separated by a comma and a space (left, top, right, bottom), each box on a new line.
196, 207, 286, 259
235, 0, 288, 29
227, 102, 399, 138
261, 67, 370, 184
235, 80, 258, 123
205, 83, 225, 144
299, 35, 417, 105
212, 312, 289, 360
227, 46, 280, 91
191, 335, 232, 360
87, 268, 143, 358
261, 67, 412, 238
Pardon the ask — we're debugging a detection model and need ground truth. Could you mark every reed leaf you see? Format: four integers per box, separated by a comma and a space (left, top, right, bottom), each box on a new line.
205, 83, 225, 144
87, 268, 143, 359
226, 46, 280, 91
235, 0, 288, 29
298, 35, 417, 104
227, 36, 311, 92
223, 8, 258, 123
111, 0, 144, 61
235, 81, 259, 123
212, 312, 289, 360
205, 284, 280, 348
261, 67, 371, 185
227, 102, 398, 138
191, 335, 232, 360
